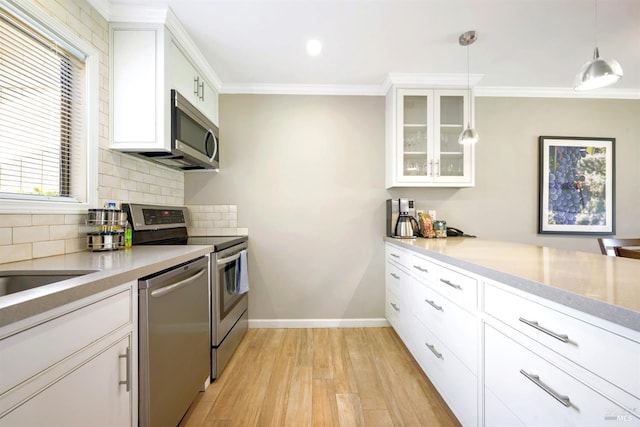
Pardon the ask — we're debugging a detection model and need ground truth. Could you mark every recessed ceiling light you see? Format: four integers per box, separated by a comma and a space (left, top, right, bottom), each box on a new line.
306, 39, 322, 56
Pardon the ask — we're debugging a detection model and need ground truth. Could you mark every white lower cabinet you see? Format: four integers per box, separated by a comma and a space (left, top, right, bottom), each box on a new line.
0, 282, 137, 427
413, 319, 478, 426
384, 241, 640, 427
485, 324, 640, 426
385, 244, 412, 343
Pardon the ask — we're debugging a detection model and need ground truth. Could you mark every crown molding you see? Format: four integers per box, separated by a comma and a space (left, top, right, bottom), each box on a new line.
475, 86, 640, 99
220, 83, 385, 96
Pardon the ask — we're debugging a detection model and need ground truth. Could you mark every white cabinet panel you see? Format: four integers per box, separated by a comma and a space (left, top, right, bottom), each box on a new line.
413, 278, 478, 374
0, 335, 133, 427
485, 324, 640, 427
0, 282, 137, 426
485, 282, 640, 400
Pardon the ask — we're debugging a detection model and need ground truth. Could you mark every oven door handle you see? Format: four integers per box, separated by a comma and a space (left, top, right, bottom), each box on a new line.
217, 253, 241, 266
150, 268, 207, 298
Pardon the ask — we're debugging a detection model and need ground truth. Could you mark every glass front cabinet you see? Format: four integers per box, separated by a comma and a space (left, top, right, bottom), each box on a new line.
385, 87, 475, 188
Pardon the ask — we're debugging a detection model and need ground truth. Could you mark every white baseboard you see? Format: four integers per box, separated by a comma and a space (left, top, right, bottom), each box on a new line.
248, 318, 390, 329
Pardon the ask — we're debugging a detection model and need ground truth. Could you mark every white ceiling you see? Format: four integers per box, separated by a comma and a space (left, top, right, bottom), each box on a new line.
103, 0, 640, 96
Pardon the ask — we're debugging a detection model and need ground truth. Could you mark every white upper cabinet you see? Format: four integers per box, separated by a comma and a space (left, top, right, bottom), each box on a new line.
110, 21, 219, 153
169, 39, 219, 125
385, 87, 475, 188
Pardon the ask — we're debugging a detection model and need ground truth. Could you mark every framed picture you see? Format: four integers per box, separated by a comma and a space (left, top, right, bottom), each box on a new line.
538, 136, 615, 235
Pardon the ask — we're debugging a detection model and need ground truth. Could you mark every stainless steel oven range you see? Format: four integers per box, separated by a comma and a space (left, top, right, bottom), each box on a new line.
123, 203, 249, 422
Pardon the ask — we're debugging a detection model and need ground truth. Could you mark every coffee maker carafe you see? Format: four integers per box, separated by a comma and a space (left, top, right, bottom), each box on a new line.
386, 198, 420, 238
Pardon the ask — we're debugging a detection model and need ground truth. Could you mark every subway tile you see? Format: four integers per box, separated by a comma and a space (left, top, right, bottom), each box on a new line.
236, 228, 249, 236
65, 214, 87, 225
0, 228, 11, 245
0, 215, 32, 227
65, 237, 87, 254
13, 226, 50, 244
33, 240, 66, 258
51, 224, 79, 240
0, 244, 32, 264
214, 205, 230, 213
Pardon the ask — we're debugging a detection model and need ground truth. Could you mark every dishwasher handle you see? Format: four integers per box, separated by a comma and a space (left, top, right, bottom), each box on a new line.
150, 268, 207, 298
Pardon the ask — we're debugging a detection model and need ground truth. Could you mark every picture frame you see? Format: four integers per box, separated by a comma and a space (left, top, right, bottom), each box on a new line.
538, 136, 615, 235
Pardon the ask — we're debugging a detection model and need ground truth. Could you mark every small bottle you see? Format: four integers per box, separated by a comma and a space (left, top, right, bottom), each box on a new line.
124, 221, 133, 249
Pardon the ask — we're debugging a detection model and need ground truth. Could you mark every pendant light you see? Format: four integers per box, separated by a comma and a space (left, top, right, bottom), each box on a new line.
458, 30, 478, 145
574, 0, 622, 91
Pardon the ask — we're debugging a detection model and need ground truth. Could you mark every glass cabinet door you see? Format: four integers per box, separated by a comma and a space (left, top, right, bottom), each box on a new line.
435, 90, 472, 183
438, 95, 464, 177
398, 90, 434, 181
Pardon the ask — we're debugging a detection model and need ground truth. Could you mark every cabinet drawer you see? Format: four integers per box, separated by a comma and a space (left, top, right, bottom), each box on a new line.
386, 261, 409, 298
434, 265, 477, 311
412, 279, 478, 374
386, 289, 409, 342
412, 321, 477, 427
485, 325, 640, 426
0, 286, 132, 394
410, 254, 436, 284
385, 243, 410, 269
485, 283, 640, 399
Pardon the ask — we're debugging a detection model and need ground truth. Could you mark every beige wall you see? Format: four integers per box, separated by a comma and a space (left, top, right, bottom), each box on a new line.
186, 94, 640, 321
185, 95, 388, 321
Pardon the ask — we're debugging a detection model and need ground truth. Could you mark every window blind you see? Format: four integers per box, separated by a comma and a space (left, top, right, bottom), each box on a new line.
0, 8, 85, 202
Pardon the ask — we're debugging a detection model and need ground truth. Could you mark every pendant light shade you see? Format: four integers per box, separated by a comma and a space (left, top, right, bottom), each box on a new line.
573, 0, 623, 91
574, 47, 623, 91
458, 30, 478, 145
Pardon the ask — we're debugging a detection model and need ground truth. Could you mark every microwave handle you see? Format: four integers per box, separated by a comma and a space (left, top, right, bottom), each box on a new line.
205, 130, 218, 161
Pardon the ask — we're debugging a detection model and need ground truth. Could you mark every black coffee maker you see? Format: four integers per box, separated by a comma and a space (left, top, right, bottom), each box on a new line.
386, 198, 420, 238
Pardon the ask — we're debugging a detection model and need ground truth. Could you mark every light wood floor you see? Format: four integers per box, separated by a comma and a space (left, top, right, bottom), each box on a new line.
179, 327, 460, 427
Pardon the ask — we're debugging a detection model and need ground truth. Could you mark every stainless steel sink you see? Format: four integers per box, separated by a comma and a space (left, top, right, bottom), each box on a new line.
0, 270, 98, 297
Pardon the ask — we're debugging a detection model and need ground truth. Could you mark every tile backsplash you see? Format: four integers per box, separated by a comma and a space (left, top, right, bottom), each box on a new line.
186, 205, 249, 237
0, 214, 87, 264
0, 204, 249, 264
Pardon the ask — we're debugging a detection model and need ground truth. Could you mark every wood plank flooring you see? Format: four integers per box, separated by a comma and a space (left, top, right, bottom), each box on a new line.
179, 327, 461, 427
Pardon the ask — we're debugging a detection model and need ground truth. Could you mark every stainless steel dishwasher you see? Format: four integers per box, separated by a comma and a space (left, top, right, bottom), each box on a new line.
138, 255, 210, 427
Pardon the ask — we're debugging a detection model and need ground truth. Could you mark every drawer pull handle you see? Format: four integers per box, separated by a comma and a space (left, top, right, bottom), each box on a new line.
425, 299, 443, 311
119, 346, 131, 392
519, 318, 570, 343
520, 369, 571, 408
390, 253, 400, 258
440, 278, 462, 290
390, 273, 400, 279
390, 302, 400, 312
413, 265, 429, 273
425, 342, 443, 359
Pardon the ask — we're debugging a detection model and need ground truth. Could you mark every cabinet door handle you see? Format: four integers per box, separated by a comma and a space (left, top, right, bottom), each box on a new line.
520, 369, 571, 407
425, 342, 443, 359
119, 346, 131, 392
199, 80, 205, 101
390, 272, 400, 279
429, 160, 434, 177
390, 302, 400, 312
194, 76, 200, 98
435, 160, 440, 177
413, 265, 429, 273
519, 318, 570, 343
440, 278, 462, 290
425, 299, 443, 312
389, 253, 400, 258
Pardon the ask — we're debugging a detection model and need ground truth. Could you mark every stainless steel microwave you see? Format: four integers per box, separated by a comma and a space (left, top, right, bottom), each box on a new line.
170, 89, 219, 170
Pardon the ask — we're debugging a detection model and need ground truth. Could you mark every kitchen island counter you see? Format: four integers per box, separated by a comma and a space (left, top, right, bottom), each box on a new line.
0, 245, 213, 327
384, 236, 640, 332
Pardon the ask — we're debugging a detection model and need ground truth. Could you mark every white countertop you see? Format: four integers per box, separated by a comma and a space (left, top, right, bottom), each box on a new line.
384, 236, 640, 332
0, 245, 213, 327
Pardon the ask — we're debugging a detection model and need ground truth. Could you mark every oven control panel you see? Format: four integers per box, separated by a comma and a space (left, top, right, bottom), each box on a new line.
124, 203, 188, 230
